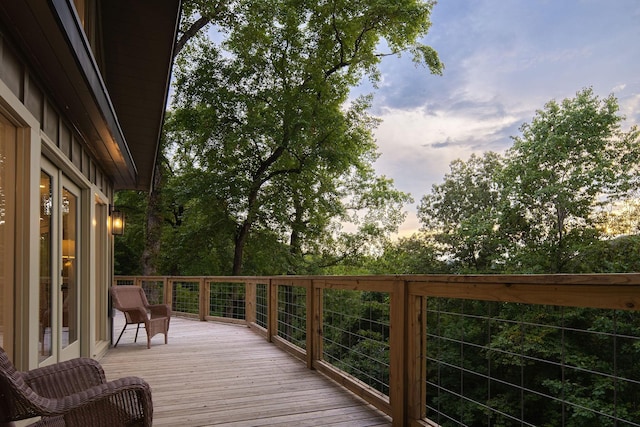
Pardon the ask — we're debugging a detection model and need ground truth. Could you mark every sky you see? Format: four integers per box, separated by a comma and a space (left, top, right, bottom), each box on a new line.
353, 0, 640, 237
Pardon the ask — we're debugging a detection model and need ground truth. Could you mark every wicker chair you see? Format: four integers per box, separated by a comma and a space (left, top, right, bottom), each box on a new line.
0, 346, 152, 426
110, 286, 171, 349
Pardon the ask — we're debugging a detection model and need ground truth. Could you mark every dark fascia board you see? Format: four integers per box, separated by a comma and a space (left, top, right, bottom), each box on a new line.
49, 0, 138, 187
0, 0, 180, 190
101, 0, 182, 191
0, 0, 136, 186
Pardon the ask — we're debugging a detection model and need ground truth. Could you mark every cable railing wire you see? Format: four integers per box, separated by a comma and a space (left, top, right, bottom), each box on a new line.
426, 298, 640, 426
209, 282, 245, 320
277, 285, 306, 349
255, 283, 268, 329
322, 289, 390, 396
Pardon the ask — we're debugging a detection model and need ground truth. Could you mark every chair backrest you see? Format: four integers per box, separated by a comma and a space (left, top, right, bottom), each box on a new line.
110, 286, 149, 311
0, 347, 40, 422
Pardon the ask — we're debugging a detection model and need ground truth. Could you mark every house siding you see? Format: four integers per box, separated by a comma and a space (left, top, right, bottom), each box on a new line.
0, 21, 114, 369
0, 34, 111, 194
0, 0, 178, 372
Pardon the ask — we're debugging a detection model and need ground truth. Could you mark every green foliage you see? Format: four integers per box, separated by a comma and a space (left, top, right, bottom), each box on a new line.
367, 233, 449, 274
116, 0, 442, 276
172, 282, 200, 314
163, 0, 436, 275
406, 88, 640, 275
277, 285, 307, 348
418, 152, 505, 273
323, 289, 391, 395
500, 88, 629, 272
113, 191, 148, 275
209, 283, 246, 319
385, 89, 640, 425
426, 300, 640, 426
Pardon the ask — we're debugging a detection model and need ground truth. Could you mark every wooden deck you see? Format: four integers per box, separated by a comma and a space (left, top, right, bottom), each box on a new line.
100, 313, 392, 426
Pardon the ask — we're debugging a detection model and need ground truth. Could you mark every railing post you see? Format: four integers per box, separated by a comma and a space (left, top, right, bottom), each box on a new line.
199, 277, 208, 321
163, 277, 171, 307
407, 294, 427, 424
167, 278, 175, 312
389, 280, 407, 427
246, 281, 256, 325
307, 280, 324, 369
304, 279, 314, 370
267, 279, 278, 342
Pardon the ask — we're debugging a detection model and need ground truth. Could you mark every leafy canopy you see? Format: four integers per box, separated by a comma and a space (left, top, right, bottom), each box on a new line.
164, 0, 442, 275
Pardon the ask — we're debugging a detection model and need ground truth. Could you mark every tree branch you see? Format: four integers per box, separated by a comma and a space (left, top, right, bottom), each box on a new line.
175, 16, 210, 57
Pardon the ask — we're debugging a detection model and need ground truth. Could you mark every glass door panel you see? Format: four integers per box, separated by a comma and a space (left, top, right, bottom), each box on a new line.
61, 186, 78, 350
39, 171, 54, 362
60, 178, 80, 360
39, 162, 81, 363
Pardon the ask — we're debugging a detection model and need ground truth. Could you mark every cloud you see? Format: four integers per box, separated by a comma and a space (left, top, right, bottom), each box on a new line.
350, 0, 640, 236
613, 84, 627, 93
397, 211, 421, 238
620, 94, 640, 131
372, 105, 518, 201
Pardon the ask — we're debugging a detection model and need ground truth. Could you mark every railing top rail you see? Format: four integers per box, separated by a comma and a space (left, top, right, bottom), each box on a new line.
117, 273, 640, 283
113, 272, 640, 425
115, 273, 640, 311
402, 272, 640, 285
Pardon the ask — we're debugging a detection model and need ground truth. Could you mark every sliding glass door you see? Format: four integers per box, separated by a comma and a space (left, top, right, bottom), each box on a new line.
39, 160, 81, 363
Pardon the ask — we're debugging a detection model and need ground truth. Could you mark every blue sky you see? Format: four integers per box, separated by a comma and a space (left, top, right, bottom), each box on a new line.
355, 0, 640, 236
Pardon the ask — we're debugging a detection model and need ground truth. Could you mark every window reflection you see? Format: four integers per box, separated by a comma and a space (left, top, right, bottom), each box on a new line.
61, 188, 77, 348
39, 172, 53, 362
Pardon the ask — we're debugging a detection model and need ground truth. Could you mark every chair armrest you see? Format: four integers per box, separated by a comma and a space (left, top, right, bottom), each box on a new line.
29, 377, 153, 426
148, 304, 171, 318
116, 306, 149, 323
23, 358, 106, 397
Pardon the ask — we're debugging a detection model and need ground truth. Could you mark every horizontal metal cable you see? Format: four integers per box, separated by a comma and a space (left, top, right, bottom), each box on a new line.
426, 382, 538, 427
323, 289, 391, 394
426, 299, 640, 426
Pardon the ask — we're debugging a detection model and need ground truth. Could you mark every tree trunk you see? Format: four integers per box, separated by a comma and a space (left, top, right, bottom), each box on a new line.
232, 220, 251, 276
231, 147, 288, 275
141, 161, 163, 275
288, 197, 305, 274
554, 203, 566, 273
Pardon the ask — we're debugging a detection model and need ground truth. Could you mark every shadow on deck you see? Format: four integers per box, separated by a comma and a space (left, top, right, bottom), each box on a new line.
100, 313, 392, 426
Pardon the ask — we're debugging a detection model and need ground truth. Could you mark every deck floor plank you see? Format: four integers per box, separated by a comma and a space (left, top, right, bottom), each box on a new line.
100, 314, 391, 426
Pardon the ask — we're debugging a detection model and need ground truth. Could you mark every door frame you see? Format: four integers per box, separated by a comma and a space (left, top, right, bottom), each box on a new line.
0, 111, 17, 360
39, 158, 84, 363
39, 157, 91, 366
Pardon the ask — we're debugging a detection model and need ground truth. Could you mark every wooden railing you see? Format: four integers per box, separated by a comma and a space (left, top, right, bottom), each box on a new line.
114, 274, 640, 427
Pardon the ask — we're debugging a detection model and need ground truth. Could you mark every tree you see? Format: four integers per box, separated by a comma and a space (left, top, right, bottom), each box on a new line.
168, 0, 442, 275
175, 0, 232, 54
500, 88, 634, 273
138, 0, 237, 275
113, 190, 148, 275
418, 152, 504, 272
368, 233, 449, 274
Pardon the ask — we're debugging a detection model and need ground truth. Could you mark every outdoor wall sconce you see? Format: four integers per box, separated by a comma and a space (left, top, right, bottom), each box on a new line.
111, 207, 125, 235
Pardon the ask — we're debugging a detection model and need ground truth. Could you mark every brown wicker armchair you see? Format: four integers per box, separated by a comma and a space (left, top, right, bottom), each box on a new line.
0, 346, 152, 426
110, 286, 171, 349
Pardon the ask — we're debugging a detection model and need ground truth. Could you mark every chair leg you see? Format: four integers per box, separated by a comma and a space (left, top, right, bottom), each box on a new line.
114, 323, 129, 347
134, 323, 141, 343
165, 319, 169, 344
